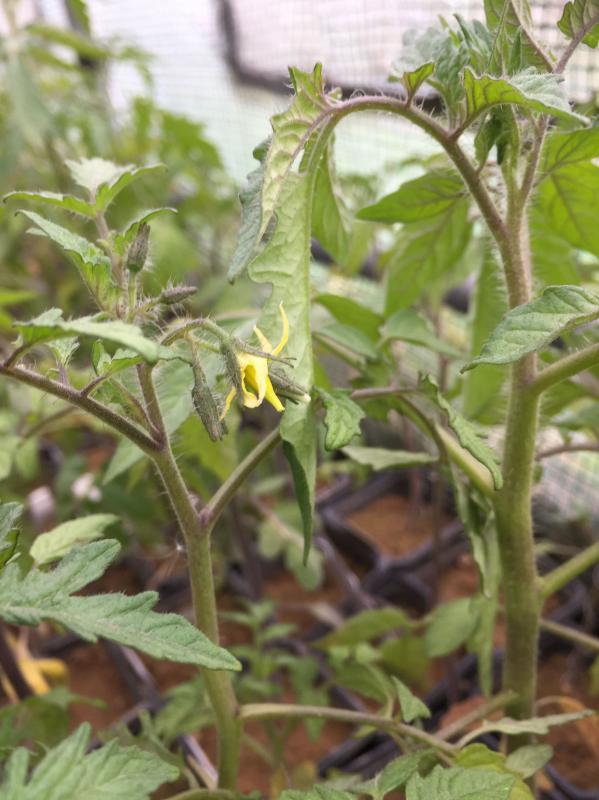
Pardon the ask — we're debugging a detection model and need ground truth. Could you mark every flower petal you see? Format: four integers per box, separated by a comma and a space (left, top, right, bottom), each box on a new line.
253, 325, 272, 353
220, 387, 237, 420
241, 358, 268, 408
264, 377, 284, 412
272, 303, 289, 356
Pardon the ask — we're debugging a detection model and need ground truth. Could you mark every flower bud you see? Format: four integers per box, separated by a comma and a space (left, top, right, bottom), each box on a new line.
220, 340, 243, 395
191, 361, 226, 441
268, 368, 310, 403
126, 223, 150, 274
160, 285, 197, 305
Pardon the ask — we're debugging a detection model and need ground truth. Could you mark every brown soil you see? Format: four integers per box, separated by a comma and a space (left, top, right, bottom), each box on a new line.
347, 494, 449, 558
64, 643, 131, 730
538, 652, 599, 791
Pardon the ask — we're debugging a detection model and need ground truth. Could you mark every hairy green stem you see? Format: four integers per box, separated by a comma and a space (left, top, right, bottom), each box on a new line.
199, 428, 281, 529
137, 365, 241, 789
238, 703, 456, 756
0, 364, 159, 453
529, 342, 599, 396
437, 690, 517, 742
540, 540, 599, 600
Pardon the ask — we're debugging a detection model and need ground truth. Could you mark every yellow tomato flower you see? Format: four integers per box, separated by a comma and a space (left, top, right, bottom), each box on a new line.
221, 303, 289, 417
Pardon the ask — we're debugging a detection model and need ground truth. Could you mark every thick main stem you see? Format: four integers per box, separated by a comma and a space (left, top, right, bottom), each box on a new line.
493, 197, 541, 726
137, 366, 240, 788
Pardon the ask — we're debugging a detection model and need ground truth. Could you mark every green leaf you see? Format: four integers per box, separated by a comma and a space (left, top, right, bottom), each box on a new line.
319, 389, 365, 450
0, 722, 178, 799
281, 787, 355, 800
30, 514, 118, 565
558, 0, 599, 48
372, 751, 435, 799
229, 65, 334, 279
454, 745, 534, 800
315, 294, 382, 341
248, 174, 316, 559
469, 711, 595, 739
484, 0, 551, 72
537, 129, 599, 257
17, 210, 115, 304
113, 207, 176, 255
392, 677, 431, 723
257, 503, 324, 591
358, 170, 464, 224
462, 68, 586, 124
316, 607, 411, 648
420, 374, 503, 490
342, 445, 437, 471
4, 191, 95, 218
380, 308, 461, 357
28, 22, 110, 59
504, 745, 553, 779
462, 252, 508, 423
389, 62, 434, 99
6, 57, 53, 148
463, 285, 599, 369
318, 322, 379, 360
65, 158, 165, 211
384, 199, 472, 313
0, 502, 22, 570
406, 765, 515, 800
424, 598, 479, 657
0, 540, 240, 671
16, 308, 180, 365
311, 138, 350, 264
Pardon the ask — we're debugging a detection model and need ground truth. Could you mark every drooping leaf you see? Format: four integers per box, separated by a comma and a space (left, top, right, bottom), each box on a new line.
384, 199, 472, 313
406, 765, 515, 800
462, 68, 586, 124
315, 294, 382, 341
0, 722, 178, 799
358, 170, 464, 224
0, 539, 240, 670
380, 308, 460, 357
229, 65, 334, 279
0, 502, 22, 570
15, 308, 180, 365
463, 285, 599, 369
420, 374, 503, 490
424, 598, 479, 658
30, 514, 118, 565
258, 504, 324, 591
462, 251, 508, 423
342, 445, 437, 471
392, 676, 431, 723
4, 191, 95, 218
316, 607, 411, 648
311, 138, 350, 264
558, 0, 599, 48
248, 174, 316, 559
319, 389, 365, 450
467, 711, 594, 740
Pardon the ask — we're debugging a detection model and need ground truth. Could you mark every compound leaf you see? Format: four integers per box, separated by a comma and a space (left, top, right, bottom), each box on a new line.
0, 539, 240, 671
4, 191, 95, 218
406, 765, 515, 800
462, 68, 586, 124
0, 722, 178, 799
359, 170, 464, 224
15, 308, 179, 365
420, 374, 503, 490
